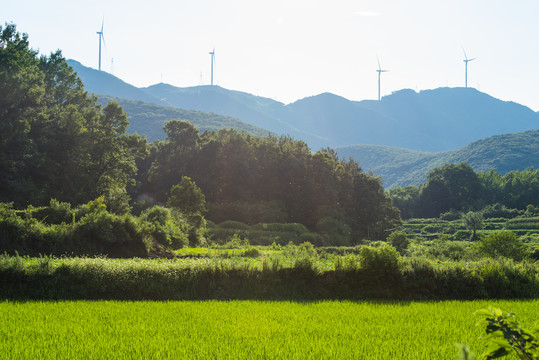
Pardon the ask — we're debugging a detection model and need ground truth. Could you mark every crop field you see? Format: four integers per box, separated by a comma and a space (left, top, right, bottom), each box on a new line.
1, 299, 538, 359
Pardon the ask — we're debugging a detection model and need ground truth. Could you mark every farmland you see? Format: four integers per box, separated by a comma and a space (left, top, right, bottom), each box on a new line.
1, 299, 538, 359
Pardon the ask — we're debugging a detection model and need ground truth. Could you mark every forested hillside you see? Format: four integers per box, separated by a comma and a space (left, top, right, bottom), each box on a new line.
97, 95, 272, 142
337, 130, 539, 188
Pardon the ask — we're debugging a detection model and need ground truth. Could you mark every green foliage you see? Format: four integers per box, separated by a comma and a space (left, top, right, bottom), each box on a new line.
139, 206, 189, 249
207, 200, 288, 224
391, 166, 539, 220
217, 220, 251, 230
143, 128, 401, 245
0, 24, 147, 209
387, 230, 409, 253
167, 176, 206, 215
282, 241, 317, 258
474, 307, 539, 359
463, 211, 485, 241
475, 231, 530, 262
357, 245, 402, 287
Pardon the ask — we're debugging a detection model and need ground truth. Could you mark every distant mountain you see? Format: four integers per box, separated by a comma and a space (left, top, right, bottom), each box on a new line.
97, 95, 272, 142
337, 130, 539, 188
68, 60, 538, 152
67, 60, 166, 105
356, 88, 539, 151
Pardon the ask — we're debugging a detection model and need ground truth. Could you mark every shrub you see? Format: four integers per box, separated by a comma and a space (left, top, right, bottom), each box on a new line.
387, 230, 409, 254
217, 221, 251, 230
315, 216, 351, 246
481, 203, 522, 219
242, 247, 261, 258
474, 231, 530, 261
439, 209, 463, 221
357, 245, 402, 283
139, 206, 189, 249
31, 199, 75, 225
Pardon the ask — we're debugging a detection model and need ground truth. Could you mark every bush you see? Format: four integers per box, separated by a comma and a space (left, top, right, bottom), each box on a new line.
474, 231, 530, 261
315, 216, 351, 246
217, 221, 251, 230
439, 209, 463, 221
31, 199, 75, 225
481, 203, 522, 219
242, 248, 260, 257
357, 245, 402, 284
139, 206, 189, 249
387, 230, 409, 254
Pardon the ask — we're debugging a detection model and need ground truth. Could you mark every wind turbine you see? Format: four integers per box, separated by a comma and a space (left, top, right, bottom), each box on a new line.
463, 50, 476, 88
96, 19, 106, 71
376, 57, 389, 101
209, 49, 215, 85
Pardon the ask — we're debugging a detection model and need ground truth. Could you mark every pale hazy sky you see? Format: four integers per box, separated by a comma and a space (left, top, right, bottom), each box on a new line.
4, 0, 539, 110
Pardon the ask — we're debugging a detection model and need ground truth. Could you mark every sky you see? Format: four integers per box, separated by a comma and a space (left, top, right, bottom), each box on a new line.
3, 0, 539, 110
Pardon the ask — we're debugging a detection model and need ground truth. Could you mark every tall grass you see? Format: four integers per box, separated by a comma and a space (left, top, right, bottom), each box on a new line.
1, 252, 538, 301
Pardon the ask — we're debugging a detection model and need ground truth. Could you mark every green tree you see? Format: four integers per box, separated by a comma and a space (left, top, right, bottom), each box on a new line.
167, 176, 206, 215
0, 24, 147, 210
462, 211, 485, 241
474, 231, 529, 261
419, 163, 482, 217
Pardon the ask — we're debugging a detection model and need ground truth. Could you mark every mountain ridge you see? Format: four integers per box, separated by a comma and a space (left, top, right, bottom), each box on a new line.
336, 129, 539, 188
68, 59, 539, 152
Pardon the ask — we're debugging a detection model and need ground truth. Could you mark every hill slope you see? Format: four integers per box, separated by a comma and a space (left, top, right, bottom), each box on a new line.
97, 95, 272, 142
337, 130, 539, 188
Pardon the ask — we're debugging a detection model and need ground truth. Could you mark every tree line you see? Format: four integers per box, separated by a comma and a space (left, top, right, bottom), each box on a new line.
0, 24, 400, 246
390, 162, 539, 219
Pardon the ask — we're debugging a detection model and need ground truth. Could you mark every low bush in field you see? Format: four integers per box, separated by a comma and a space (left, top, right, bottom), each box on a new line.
0, 199, 193, 257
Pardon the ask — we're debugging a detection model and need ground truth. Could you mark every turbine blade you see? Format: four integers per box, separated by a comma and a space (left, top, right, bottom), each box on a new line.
377, 56, 381, 71
463, 49, 468, 60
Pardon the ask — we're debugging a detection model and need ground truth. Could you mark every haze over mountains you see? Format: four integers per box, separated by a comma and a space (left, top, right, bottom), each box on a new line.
68, 60, 538, 152
67, 60, 538, 187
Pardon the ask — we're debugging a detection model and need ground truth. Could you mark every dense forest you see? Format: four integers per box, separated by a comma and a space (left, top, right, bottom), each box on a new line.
390, 163, 539, 219
0, 24, 399, 251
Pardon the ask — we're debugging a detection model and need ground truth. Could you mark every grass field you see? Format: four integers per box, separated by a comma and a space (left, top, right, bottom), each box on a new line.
1, 300, 538, 359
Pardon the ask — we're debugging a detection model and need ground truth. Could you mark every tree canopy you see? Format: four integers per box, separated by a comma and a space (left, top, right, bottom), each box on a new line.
0, 24, 147, 211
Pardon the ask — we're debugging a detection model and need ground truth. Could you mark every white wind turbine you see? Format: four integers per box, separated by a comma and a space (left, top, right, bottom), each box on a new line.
209, 48, 216, 85
96, 19, 106, 71
376, 57, 389, 101
463, 50, 476, 88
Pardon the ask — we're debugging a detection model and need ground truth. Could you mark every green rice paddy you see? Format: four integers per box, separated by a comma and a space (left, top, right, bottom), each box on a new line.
1, 300, 538, 359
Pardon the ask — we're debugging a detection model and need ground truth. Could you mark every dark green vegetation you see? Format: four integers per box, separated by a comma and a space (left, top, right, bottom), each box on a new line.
0, 24, 146, 211
0, 24, 399, 255
2, 300, 538, 359
390, 163, 539, 218
337, 130, 539, 188
70, 60, 539, 152
141, 121, 399, 241
97, 94, 272, 142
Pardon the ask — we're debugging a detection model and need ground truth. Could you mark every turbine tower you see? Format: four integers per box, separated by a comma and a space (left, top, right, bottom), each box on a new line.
96, 20, 105, 71
463, 50, 475, 88
209, 49, 215, 85
376, 57, 389, 101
